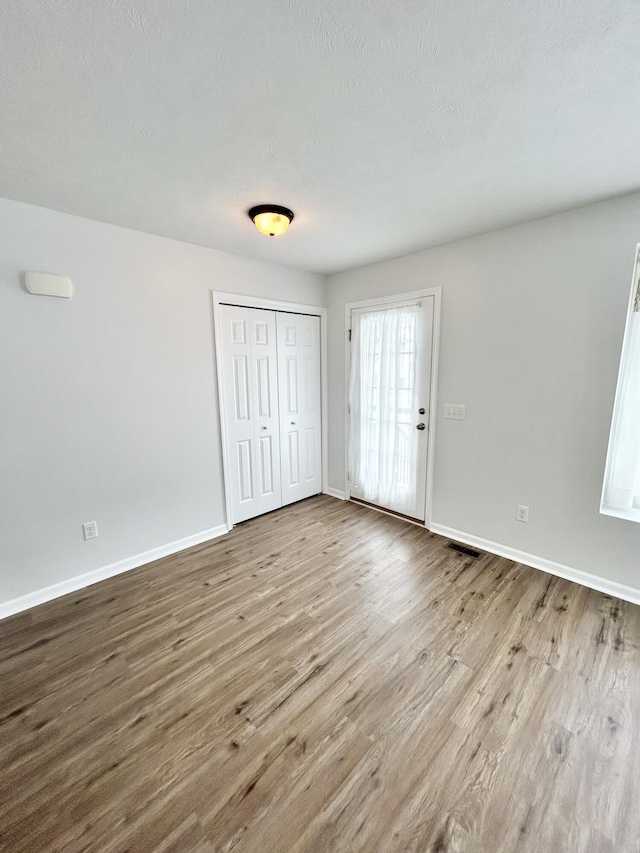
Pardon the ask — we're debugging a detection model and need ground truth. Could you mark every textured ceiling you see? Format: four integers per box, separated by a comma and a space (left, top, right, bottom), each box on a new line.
1, 0, 639, 274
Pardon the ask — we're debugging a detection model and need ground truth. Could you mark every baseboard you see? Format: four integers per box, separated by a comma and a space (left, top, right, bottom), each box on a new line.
324, 487, 347, 500
429, 523, 640, 607
0, 523, 230, 621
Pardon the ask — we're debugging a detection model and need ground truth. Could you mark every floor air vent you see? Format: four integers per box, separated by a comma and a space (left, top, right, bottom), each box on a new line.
447, 542, 482, 559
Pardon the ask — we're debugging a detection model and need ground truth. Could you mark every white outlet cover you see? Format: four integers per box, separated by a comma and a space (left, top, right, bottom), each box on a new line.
83, 521, 98, 540
516, 505, 529, 522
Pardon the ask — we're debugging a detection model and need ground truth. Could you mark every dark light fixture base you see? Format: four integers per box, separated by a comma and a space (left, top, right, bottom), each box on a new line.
248, 204, 294, 222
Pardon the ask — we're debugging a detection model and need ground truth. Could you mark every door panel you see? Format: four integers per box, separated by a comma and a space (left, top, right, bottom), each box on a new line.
303, 427, 316, 482
302, 357, 314, 412
254, 318, 269, 345
285, 357, 298, 414
256, 357, 272, 418
258, 434, 275, 497
231, 319, 246, 345
277, 312, 322, 506
349, 297, 434, 521
233, 356, 250, 421
250, 311, 281, 513
236, 440, 253, 502
287, 431, 300, 486
219, 305, 322, 523
219, 305, 281, 523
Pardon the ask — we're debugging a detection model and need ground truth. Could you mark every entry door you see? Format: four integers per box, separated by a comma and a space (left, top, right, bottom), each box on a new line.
348, 297, 434, 521
277, 312, 322, 506
218, 305, 281, 523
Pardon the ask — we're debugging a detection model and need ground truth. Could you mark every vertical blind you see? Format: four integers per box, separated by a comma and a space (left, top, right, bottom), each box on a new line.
348, 305, 420, 512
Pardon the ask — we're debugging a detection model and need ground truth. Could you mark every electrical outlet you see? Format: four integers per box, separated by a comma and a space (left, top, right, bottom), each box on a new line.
83, 521, 98, 540
516, 505, 529, 523
444, 404, 465, 420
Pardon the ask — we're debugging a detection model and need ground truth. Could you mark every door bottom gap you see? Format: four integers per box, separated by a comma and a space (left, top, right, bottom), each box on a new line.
349, 497, 424, 527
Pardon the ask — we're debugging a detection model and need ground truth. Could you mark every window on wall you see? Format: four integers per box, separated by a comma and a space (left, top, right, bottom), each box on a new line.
601, 246, 640, 521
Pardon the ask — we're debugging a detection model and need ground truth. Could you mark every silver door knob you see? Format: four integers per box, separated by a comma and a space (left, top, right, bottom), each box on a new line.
416, 423, 426, 430
419, 408, 426, 415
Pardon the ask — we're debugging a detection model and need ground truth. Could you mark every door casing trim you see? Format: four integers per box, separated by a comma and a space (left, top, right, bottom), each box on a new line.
211, 291, 328, 530
344, 287, 442, 530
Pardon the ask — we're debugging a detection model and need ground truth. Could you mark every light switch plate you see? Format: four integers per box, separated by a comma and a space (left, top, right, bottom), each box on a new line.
444, 404, 465, 420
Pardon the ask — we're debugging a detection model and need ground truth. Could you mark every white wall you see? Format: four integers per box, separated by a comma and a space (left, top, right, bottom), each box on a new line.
0, 198, 325, 605
4, 191, 640, 610
327, 192, 640, 591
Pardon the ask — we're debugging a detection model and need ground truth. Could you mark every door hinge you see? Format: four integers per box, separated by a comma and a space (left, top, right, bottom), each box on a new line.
348, 329, 351, 342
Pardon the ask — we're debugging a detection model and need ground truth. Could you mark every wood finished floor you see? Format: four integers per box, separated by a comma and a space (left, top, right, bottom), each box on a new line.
1, 496, 639, 853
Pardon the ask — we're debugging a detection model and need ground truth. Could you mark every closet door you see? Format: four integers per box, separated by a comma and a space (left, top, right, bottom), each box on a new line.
218, 305, 281, 523
277, 312, 322, 506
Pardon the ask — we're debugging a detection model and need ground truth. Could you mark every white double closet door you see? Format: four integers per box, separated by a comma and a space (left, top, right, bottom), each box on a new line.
218, 304, 322, 524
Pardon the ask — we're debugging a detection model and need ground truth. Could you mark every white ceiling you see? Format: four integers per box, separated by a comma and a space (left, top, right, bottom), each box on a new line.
1, 0, 639, 275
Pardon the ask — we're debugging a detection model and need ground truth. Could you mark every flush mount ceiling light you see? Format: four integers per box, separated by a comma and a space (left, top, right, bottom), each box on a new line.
248, 204, 294, 237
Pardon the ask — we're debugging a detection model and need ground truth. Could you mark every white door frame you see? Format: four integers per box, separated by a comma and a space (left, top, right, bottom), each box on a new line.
212, 291, 328, 530
344, 287, 442, 530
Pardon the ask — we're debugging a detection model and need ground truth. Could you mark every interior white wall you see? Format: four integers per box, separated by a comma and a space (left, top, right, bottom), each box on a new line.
327, 191, 640, 591
4, 190, 640, 610
0, 198, 325, 605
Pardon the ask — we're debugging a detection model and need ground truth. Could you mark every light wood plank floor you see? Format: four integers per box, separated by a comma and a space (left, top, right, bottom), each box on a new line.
1, 496, 639, 852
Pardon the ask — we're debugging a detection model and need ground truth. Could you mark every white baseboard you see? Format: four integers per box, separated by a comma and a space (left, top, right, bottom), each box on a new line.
0, 524, 230, 621
324, 487, 347, 501
429, 523, 640, 607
